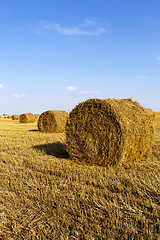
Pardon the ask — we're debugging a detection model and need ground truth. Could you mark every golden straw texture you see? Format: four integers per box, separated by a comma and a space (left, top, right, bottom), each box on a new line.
11, 115, 19, 120
38, 110, 69, 133
66, 98, 153, 167
19, 113, 35, 123
145, 108, 155, 119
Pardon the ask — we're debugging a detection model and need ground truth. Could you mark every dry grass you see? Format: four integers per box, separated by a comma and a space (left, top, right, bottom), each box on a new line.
0, 117, 160, 239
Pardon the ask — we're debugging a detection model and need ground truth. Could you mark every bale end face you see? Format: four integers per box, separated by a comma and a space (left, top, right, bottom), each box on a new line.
66, 98, 153, 167
11, 115, 19, 120
19, 113, 35, 123
38, 110, 69, 133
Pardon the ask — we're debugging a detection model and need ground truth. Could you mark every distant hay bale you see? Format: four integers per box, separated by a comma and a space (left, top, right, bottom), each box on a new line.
38, 110, 69, 133
154, 112, 160, 119
66, 98, 153, 167
11, 115, 19, 120
154, 112, 160, 116
19, 113, 35, 123
145, 108, 155, 119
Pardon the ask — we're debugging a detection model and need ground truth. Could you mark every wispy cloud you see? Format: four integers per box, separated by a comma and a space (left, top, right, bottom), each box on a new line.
156, 56, 160, 61
0, 84, 4, 89
67, 86, 77, 91
135, 75, 149, 79
66, 85, 99, 95
39, 18, 107, 36
13, 94, 27, 98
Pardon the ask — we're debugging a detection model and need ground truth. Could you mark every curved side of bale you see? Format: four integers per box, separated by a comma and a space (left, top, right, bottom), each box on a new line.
11, 115, 19, 120
19, 113, 35, 123
65, 98, 153, 167
38, 110, 69, 133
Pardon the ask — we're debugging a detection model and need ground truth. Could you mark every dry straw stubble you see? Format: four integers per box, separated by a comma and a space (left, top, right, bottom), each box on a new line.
38, 110, 69, 133
19, 113, 35, 123
66, 98, 153, 167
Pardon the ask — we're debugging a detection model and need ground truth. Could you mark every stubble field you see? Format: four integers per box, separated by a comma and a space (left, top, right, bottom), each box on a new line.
0, 116, 160, 240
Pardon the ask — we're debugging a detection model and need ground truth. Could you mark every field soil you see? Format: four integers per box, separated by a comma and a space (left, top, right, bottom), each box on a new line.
0, 116, 160, 240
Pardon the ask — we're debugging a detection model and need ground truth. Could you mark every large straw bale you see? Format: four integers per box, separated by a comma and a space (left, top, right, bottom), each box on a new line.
19, 113, 35, 123
11, 115, 19, 120
66, 98, 153, 167
38, 110, 69, 133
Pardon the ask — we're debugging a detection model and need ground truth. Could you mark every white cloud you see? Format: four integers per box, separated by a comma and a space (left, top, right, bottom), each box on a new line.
156, 56, 160, 61
0, 84, 4, 89
67, 86, 77, 91
13, 94, 27, 98
54, 24, 105, 36
40, 18, 107, 36
135, 76, 149, 79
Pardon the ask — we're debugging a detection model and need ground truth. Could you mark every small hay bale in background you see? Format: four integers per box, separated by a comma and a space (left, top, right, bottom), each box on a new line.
11, 115, 19, 120
38, 110, 69, 133
66, 98, 153, 167
154, 112, 160, 119
19, 113, 35, 123
145, 108, 155, 119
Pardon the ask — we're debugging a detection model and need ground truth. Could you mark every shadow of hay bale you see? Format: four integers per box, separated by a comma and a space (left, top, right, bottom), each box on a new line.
33, 142, 70, 158
28, 129, 39, 132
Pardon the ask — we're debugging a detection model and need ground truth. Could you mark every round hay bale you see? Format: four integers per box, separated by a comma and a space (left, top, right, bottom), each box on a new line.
145, 108, 155, 119
66, 98, 153, 167
11, 115, 19, 120
19, 113, 35, 123
38, 110, 69, 133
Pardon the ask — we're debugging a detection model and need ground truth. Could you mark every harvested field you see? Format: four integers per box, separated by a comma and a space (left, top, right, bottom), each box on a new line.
38, 110, 69, 133
66, 98, 153, 167
0, 116, 159, 239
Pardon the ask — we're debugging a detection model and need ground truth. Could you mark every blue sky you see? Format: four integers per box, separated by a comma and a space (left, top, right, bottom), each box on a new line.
0, 0, 160, 114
